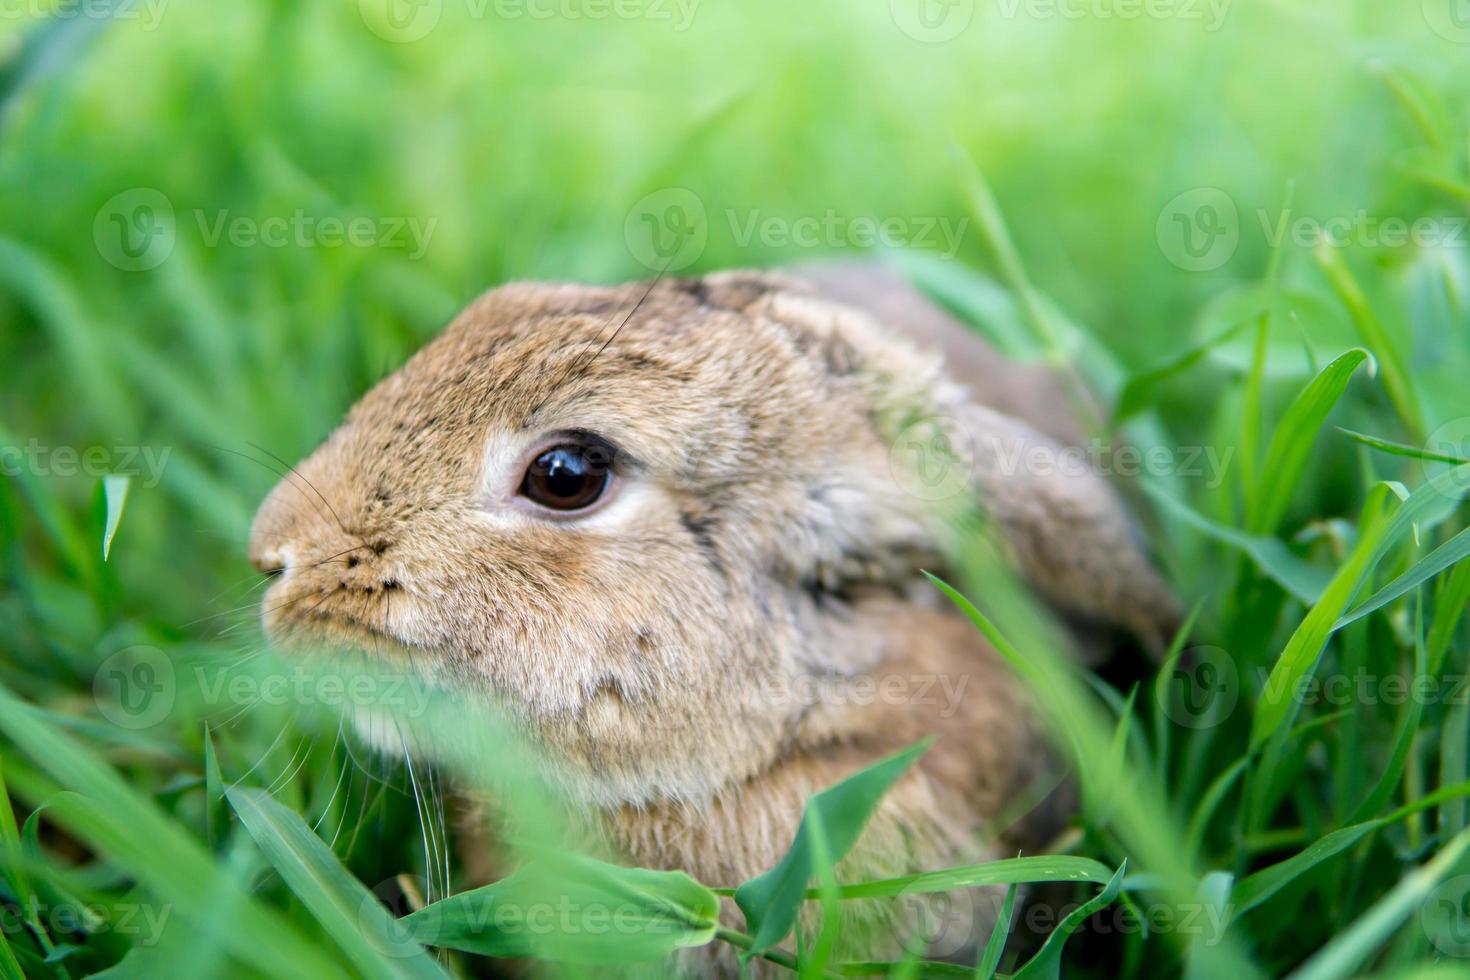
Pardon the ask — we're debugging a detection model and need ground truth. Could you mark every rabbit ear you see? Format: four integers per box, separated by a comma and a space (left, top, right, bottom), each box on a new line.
702, 265, 1182, 658
956, 402, 1183, 658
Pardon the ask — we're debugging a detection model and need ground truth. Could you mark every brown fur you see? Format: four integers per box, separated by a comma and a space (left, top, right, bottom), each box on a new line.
248, 267, 1174, 974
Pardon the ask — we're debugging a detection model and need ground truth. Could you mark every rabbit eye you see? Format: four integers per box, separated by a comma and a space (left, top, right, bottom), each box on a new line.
519, 441, 613, 512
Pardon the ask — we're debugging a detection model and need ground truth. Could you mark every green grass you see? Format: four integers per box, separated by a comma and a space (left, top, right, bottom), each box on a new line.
4, 0, 1470, 976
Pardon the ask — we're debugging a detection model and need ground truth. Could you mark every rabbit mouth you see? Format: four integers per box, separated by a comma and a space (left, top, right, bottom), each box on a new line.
261, 576, 421, 663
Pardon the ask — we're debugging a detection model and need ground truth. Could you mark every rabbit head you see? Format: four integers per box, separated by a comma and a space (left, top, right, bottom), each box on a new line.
248, 270, 1174, 808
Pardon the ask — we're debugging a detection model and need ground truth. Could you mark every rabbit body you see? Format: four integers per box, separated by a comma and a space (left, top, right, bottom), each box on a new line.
249, 268, 1174, 973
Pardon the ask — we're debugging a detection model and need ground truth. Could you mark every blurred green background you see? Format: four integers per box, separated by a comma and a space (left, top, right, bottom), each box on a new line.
4, 0, 1470, 976
3, 0, 1468, 593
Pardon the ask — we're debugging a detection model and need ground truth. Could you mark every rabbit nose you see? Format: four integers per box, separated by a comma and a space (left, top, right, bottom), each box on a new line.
249, 542, 290, 575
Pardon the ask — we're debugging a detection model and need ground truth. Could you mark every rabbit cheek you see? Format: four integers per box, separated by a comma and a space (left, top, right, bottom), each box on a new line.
581, 682, 634, 744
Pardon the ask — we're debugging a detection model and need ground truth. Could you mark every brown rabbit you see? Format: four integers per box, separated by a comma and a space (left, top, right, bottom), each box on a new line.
248, 265, 1177, 974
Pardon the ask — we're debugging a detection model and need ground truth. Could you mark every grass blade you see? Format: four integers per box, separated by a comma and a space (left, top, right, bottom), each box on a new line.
1236, 181, 1298, 501
1287, 826, 1470, 979
1011, 862, 1127, 980
1251, 485, 1395, 750
1314, 241, 1423, 439
1112, 317, 1254, 426
0, 680, 344, 980
226, 786, 451, 979
406, 849, 720, 964
1144, 483, 1330, 603
801, 812, 840, 980
1427, 557, 1470, 674
99, 475, 130, 561
1338, 427, 1470, 465
0, 756, 35, 930
0, 929, 19, 980
1235, 782, 1470, 914
734, 739, 931, 954
203, 726, 227, 853
1185, 758, 1249, 860
1246, 349, 1371, 534
1334, 526, 1470, 629
1345, 597, 1429, 824
821, 856, 1116, 901
1443, 690, 1470, 841
974, 883, 1017, 979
